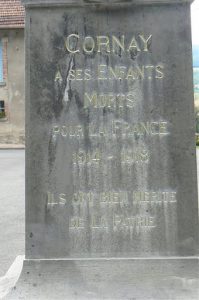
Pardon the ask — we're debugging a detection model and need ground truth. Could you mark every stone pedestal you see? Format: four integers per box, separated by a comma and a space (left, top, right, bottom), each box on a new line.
5, 259, 199, 299
5, 0, 199, 299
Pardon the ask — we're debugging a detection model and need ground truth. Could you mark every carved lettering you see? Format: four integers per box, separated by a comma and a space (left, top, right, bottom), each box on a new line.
46, 191, 177, 207
73, 150, 101, 165
67, 65, 164, 81
69, 217, 84, 229
112, 121, 169, 136
65, 34, 152, 54
65, 34, 80, 53
133, 191, 177, 204
52, 121, 169, 139
113, 215, 156, 229
84, 92, 135, 109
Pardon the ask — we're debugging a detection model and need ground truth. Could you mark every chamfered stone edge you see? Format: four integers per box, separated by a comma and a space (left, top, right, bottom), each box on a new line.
21, 0, 194, 7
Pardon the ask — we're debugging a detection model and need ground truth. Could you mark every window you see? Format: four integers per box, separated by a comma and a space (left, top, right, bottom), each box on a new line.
0, 100, 5, 118
0, 40, 3, 82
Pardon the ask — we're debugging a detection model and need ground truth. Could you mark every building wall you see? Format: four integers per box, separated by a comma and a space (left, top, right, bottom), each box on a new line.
0, 29, 25, 144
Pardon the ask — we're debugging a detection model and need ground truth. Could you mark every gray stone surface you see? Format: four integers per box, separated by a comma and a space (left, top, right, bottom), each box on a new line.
0, 150, 199, 299
0, 150, 198, 299
22, 0, 194, 7
23, 0, 198, 259
5, 0, 199, 298
4, 258, 199, 300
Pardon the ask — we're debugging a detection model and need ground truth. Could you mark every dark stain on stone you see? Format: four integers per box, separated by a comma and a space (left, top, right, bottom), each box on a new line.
84, 16, 88, 36
52, 86, 64, 119
53, 34, 66, 58
130, 49, 139, 60
48, 135, 57, 175
147, 36, 152, 53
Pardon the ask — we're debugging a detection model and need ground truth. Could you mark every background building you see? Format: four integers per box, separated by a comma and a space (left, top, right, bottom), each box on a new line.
0, 0, 25, 145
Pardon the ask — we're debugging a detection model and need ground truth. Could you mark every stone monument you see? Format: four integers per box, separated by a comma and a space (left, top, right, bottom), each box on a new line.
6, 0, 199, 299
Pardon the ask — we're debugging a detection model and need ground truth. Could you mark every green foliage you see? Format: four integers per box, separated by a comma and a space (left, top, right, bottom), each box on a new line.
193, 68, 199, 94
196, 134, 199, 146
0, 111, 5, 119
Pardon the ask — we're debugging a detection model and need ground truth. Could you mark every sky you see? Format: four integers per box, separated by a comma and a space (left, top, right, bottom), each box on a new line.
191, 0, 199, 45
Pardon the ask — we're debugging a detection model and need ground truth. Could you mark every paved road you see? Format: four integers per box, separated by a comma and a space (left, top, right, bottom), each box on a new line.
0, 149, 198, 277
0, 150, 25, 277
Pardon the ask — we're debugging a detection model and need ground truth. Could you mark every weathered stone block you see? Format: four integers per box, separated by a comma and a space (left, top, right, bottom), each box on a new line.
6, 0, 199, 299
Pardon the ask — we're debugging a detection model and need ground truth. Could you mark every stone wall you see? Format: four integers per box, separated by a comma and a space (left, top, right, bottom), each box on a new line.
0, 29, 25, 144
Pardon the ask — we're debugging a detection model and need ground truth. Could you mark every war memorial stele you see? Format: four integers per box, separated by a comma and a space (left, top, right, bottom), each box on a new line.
5, 0, 199, 299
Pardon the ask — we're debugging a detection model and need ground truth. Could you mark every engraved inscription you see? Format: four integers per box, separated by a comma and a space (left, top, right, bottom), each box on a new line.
113, 215, 155, 230
47, 191, 177, 207
133, 191, 177, 204
65, 34, 152, 54
72, 148, 149, 165
67, 64, 164, 82
47, 28, 176, 243
69, 215, 156, 232
52, 121, 169, 139
84, 92, 136, 109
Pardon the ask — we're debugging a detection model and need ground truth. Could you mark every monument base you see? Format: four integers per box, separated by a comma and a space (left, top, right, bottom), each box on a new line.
4, 257, 199, 300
